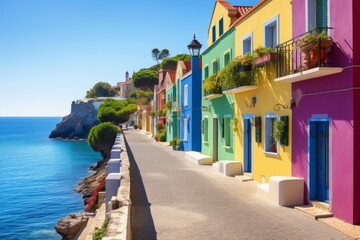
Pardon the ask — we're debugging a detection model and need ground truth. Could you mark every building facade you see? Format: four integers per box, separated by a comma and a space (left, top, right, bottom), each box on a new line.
279, 0, 360, 224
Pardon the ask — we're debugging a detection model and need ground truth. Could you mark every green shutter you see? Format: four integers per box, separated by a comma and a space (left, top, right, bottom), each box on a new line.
280, 116, 289, 146
255, 116, 261, 143
316, 0, 328, 28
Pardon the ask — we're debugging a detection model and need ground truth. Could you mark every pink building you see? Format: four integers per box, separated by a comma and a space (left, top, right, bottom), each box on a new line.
275, 0, 360, 224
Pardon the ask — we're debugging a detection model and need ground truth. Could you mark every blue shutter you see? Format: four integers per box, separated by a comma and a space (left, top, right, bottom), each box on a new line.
315, 122, 328, 201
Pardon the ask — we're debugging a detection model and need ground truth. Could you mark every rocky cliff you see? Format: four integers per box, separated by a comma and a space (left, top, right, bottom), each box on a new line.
49, 101, 100, 140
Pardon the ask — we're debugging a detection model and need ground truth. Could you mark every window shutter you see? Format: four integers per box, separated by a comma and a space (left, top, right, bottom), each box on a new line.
316, 0, 328, 28
280, 116, 289, 146
201, 119, 204, 134
255, 116, 261, 143
220, 118, 224, 138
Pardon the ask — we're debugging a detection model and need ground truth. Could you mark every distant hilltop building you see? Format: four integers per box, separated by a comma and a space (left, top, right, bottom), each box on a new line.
112, 71, 136, 98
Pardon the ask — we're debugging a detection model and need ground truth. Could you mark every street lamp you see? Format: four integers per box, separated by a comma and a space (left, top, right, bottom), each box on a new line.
187, 34, 202, 57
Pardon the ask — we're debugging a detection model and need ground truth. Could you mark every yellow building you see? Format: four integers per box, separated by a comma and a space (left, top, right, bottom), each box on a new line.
232, 0, 293, 183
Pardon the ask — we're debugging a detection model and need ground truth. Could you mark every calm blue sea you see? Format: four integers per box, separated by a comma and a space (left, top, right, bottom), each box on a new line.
0, 117, 101, 240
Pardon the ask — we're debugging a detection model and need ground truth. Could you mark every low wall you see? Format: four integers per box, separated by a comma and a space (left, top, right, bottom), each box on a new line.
103, 133, 132, 240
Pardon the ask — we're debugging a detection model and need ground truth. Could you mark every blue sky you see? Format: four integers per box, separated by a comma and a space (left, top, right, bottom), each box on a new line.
0, 0, 259, 116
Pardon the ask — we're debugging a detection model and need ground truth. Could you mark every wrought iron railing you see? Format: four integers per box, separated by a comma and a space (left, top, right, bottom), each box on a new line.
276, 27, 333, 78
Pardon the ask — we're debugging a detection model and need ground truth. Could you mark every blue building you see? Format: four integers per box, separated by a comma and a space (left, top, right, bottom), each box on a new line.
180, 36, 202, 151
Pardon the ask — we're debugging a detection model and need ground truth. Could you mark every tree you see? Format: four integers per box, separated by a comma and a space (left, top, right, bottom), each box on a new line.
152, 48, 170, 64
86, 82, 117, 98
160, 54, 191, 70
88, 122, 119, 159
132, 69, 158, 90
98, 98, 137, 124
129, 89, 154, 105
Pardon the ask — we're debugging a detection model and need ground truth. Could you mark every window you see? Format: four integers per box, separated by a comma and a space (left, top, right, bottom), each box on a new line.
203, 118, 209, 142
242, 32, 253, 55
264, 16, 278, 49
184, 84, 188, 106
224, 117, 231, 146
204, 65, 209, 79
219, 18, 224, 37
265, 113, 278, 154
212, 25, 216, 43
224, 51, 231, 66
306, 0, 328, 31
184, 118, 188, 141
212, 60, 218, 74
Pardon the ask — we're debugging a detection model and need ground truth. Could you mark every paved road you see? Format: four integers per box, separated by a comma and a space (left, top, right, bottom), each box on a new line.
125, 129, 351, 240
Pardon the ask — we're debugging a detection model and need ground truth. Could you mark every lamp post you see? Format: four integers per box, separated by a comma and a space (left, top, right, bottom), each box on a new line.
187, 34, 202, 57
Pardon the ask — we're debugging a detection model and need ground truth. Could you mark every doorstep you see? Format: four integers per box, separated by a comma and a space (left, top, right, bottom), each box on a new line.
235, 173, 253, 182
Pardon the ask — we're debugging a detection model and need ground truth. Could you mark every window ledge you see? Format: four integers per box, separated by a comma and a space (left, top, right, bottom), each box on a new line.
203, 141, 209, 144
223, 145, 232, 149
264, 151, 279, 156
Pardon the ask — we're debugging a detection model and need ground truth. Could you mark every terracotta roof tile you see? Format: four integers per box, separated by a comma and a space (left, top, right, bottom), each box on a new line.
231, 0, 268, 27
235, 6, 252, 17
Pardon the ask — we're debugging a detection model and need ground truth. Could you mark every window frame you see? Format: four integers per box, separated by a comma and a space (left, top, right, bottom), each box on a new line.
204, 65, 209, 79
242, 32, 253, 55
219, 17, 224, 37
184, 84, 188, 107
183, 118, 188, 141
223, 49, 232, 66
305, 0, 330, 32
203, 117, 209, 143
212, 24, 216, 43
264, 113, 279, 155
212, 59, 219, 75
264, 15, 279, 49
224, 115, 232, 147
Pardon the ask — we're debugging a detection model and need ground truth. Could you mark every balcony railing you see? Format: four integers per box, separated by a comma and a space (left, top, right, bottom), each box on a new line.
276, 27, 333, 79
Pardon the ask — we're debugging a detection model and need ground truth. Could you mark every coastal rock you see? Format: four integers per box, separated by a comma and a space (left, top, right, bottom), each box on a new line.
76, 160, 107, 204
55, 212, 88, 240
49, 101, 99, 140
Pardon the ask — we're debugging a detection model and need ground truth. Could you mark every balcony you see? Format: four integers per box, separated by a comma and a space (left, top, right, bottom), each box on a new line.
275, 27, 343, 83
203, 89, 223, 100
222, 70, 257, 95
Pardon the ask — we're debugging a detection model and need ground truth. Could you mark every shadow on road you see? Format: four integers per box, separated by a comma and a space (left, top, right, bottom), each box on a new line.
124, 133, 157, 240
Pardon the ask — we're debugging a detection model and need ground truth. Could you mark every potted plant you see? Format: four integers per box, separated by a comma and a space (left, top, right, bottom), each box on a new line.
240, 52, 254, 71
300, 31, 332, 69
203, 74, 222, 95
217, 58, 255, 90
254, 46, 277, 67
170, 137, 180, 150
273, 120, 286, 146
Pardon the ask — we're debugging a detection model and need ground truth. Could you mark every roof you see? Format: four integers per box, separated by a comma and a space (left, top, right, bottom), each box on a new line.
231, 0, 267, 27
208, 0, 252, 32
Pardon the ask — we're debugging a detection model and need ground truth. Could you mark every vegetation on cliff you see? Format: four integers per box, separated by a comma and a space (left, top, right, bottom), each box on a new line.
97, 98, 137, 125
132, 69, 158, 90
86, 82, 117, 98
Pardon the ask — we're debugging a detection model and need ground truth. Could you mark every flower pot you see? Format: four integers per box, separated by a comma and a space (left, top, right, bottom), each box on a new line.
271, 143, 277, 153
301, 39, 331, 70
254, 52, 277, 67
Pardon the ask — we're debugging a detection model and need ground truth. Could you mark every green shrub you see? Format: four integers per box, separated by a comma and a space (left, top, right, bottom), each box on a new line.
88, 122, 119, 159
203, 74, 222, 94
158, 129, 167, 142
